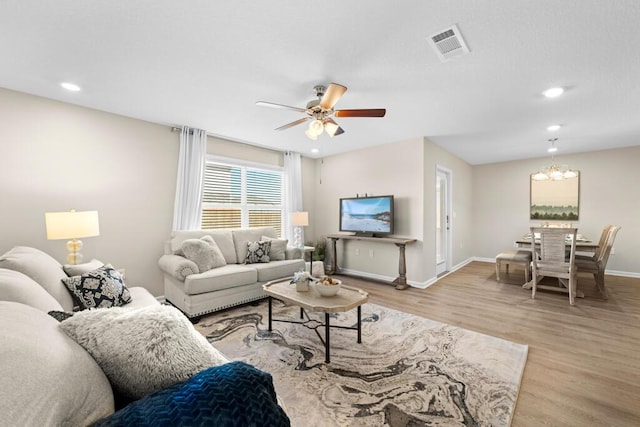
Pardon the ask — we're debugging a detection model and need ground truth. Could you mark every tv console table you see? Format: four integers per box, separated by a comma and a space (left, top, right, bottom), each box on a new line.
326, 234, 417, 290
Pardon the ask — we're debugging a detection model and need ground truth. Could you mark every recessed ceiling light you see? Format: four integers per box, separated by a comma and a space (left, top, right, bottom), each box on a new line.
311, 148, 319, 154
547, 124, 562, 131
543, 87, 564, 98
61, 82, 81, 92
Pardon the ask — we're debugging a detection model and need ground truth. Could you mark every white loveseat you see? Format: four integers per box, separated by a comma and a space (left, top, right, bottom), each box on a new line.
159, 227, 305, 319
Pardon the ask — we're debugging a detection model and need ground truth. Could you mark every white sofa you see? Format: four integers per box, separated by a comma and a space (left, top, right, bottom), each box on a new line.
159, 227, 305, 319
0, 246, 160, 425
0, 245, 290, 426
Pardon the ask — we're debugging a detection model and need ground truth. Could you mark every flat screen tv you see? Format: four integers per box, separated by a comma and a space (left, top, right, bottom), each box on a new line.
339, 195, 394, 236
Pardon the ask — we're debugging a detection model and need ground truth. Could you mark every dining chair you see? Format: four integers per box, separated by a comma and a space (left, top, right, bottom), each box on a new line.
575, 225, 612, 262
530, 227, 579, 305
576, 225, 621, 297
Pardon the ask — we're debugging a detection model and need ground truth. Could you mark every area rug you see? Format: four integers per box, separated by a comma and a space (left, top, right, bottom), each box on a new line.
195, 300, 528, 427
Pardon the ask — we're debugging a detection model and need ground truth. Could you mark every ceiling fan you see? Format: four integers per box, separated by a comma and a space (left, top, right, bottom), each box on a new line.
256, 83, 386, 140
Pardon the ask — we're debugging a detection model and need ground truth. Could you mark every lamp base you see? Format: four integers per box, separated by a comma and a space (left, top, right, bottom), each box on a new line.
293, 227, 304, 249
66, 238, 84, 265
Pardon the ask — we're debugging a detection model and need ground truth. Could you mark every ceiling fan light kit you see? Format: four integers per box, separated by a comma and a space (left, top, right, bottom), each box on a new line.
256, 82, 386, 140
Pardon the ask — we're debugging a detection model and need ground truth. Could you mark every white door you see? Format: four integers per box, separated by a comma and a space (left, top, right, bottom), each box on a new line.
436, 167, 452, 276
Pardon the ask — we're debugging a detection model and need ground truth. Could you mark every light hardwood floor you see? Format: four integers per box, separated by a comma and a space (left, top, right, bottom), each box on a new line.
336, 261, 640, 427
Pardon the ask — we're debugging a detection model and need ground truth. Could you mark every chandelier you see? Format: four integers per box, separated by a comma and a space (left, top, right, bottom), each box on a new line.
531, 138, 578, 181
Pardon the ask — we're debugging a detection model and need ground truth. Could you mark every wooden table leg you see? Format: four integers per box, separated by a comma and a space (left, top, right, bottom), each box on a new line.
268, 297, 273, 331
327, 238, 338, 275
325, 312, 331, 363
392, 243, 409, 290
357, 305, 362, 343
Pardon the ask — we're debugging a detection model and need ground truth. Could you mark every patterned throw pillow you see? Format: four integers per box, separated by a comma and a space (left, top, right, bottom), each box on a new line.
48, 310, 75, 322
62, 264, 132, 310
245, 241, 271, 264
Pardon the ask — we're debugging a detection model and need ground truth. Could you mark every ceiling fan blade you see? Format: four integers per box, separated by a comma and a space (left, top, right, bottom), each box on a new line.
275, 117, 310, 131
334, 108, 386, 118
320, 83, 347, 110
256, 101, 308, 113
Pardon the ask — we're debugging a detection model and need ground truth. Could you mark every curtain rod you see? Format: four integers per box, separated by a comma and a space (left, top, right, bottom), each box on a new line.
170, 126, 194, 135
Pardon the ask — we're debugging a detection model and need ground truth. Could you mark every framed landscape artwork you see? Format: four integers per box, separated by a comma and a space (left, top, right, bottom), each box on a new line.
530, 172, 580, 220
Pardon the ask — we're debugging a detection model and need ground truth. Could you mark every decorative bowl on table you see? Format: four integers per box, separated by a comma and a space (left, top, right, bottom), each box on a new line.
315, 276, 342, 297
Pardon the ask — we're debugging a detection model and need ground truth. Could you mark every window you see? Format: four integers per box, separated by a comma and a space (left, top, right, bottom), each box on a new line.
202, 158, 283, 236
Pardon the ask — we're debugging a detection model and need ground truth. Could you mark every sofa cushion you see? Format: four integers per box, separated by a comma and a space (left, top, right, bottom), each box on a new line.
251, 259, 307, 282
60, 304, 228, 399
126, 286, 161, 309
232, 227, 276, 264
181, 236, 227, 272
0, 268, 64, 312
63, 264, 132, 310
262, 236, 288, 261
245, 240, 271, 264
171, 230, 237, 264
183, 264, 258, 295
0, 301, 114, 426
0, 246, 74, 311
94, 361, 290, 427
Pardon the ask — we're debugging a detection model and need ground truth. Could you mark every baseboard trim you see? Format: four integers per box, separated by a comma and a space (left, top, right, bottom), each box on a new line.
604, 269, 640, 278
469, 257, 640, 279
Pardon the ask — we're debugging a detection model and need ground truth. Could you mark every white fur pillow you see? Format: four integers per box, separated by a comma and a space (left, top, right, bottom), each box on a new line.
59, 304, 229, 399
181, 236, 226, 272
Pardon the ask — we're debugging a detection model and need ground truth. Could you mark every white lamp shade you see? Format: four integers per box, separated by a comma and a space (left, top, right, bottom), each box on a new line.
304, 128, 318, 140
309, 120, 324, 135
45, 210, 100, 240
291, 211, 309, 227
324, 121, 339, 137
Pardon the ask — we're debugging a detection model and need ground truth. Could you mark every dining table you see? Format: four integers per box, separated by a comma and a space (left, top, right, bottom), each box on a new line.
515, 233, 598, 252
515, 233, 598, 298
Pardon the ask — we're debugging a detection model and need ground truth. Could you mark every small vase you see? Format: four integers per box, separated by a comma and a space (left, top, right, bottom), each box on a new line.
296, 279, 309, 292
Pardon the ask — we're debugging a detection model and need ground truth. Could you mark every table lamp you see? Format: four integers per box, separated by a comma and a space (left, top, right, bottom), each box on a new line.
291, 211, 309, 249
45, 210, 100, 264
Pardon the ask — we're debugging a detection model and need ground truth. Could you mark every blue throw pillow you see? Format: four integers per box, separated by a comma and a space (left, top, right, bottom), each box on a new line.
94, 361, 290, 427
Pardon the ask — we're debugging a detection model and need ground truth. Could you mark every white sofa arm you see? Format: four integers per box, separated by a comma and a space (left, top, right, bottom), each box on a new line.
285, 247, 303, 260
158, 254, 199, 282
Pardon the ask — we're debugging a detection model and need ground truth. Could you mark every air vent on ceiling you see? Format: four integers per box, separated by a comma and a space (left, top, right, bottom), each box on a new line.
428, 24, 470, 62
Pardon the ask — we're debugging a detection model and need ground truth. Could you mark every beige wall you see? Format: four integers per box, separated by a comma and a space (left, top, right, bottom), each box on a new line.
472, 146, 640, 274
423, 139, 474, 274
207, 136, 283, 167
0, 88, 179, 295
3, 86, 635, 304
311, 137, 474, 285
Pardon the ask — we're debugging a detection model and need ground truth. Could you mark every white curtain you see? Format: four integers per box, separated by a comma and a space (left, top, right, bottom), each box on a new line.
283, 151, 303, 242
172, 127, 207, 231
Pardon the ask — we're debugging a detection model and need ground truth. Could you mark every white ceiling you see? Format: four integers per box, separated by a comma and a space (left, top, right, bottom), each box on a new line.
2, 1, 640, 164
